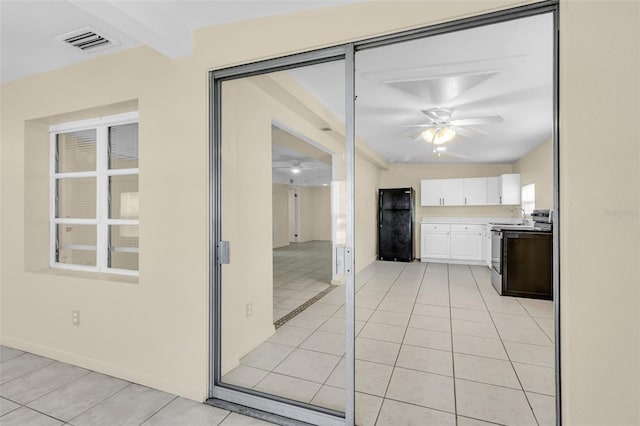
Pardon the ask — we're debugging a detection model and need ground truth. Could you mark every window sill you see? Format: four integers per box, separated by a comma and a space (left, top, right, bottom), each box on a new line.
29, 267, 139, 285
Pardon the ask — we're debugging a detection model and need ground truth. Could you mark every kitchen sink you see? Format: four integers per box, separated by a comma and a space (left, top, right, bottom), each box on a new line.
490, 222, 535, 228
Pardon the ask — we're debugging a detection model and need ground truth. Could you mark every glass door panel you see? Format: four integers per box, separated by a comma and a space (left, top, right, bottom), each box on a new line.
215, 58, 350, 419
353, 13, 556, 425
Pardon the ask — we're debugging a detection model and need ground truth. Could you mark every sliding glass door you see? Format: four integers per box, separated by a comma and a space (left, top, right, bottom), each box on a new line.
210, 4, 558, 426
210, 48, 355, 425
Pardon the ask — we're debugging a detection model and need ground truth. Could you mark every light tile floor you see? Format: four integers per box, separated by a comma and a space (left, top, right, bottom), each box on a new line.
0, 347, 274, 426
1, 261, 556, 426
225, 261, 556, 425
273, 241, 333, 322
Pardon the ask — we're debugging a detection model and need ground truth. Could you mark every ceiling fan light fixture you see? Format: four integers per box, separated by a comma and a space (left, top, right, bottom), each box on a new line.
421, 127, 456, 145
291, 166, 301, 174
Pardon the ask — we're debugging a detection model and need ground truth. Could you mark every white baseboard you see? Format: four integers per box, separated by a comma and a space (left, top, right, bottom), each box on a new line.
0, 335, 207, 402
420, 258, 489, 267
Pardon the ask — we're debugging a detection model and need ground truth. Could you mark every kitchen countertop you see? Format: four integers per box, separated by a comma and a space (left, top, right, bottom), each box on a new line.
495, 225, 552, 233
419, 217, 550, 232
420, 217, 524, 226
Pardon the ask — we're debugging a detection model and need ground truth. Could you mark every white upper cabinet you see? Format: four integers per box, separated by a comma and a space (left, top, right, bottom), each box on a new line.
420, 179, 442, 206
487, 176, 500, 205
487, 174, 521, 205
463, 178, 488, 205
422, 174, 519, 207
500, 173, 521, 205
421, 179, 464, 206
441, 179, 464, 206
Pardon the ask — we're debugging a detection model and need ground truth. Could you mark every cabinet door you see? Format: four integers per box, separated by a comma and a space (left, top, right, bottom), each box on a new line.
464, 178, 488, 206
501, 174, 521, 205
487, 177, 500, 205
450, 232, 483, 260
441, 179, 464, 206
421, 231, 450, 259
420, 179, 442, 206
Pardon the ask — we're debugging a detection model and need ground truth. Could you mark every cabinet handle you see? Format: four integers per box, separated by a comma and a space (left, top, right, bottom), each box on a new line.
442, 198, 445, 205
500, 195, 502, 204
465, 197, 467, 205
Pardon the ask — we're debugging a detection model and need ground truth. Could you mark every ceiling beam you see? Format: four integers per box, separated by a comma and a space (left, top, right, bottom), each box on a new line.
68, 0, 192, 59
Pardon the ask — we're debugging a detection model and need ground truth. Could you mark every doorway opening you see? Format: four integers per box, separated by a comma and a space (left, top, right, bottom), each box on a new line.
210, 3, 559, 425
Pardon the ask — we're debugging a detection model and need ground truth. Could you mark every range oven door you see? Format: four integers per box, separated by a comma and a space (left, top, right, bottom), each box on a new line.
491, 229, 503, 294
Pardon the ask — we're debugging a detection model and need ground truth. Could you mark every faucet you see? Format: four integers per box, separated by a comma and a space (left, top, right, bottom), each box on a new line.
510, 207, 526, 224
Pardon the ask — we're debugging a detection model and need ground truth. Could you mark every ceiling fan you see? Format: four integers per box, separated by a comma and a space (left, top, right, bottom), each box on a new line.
273, 160, 321, 174
406, 108, 503, 143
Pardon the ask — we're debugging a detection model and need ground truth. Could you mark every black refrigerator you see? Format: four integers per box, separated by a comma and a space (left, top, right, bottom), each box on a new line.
378, 188, 415, 262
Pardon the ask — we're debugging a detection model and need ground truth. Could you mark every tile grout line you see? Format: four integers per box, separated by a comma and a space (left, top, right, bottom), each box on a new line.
258, 258, 387, 408
469, 266, 542, 426
515, 298, 555, 345
136, 395, 178, 426
0, 350, 26, 363
448, 264, 458, 426
0, 354, 57, 386
215, 411, 233, 426
20, 368, 94, 409
373, 261, 428, 426
65, 383, 135, 425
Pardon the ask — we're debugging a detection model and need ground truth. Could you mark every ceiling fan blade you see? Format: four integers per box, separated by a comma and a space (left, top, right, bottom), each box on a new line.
449, 116, 504, 126
451, 125, 488, 136
401, 123, 437, 128
420, 109, 444, 123
434, 149, 473, 160
410, 131, 423, 141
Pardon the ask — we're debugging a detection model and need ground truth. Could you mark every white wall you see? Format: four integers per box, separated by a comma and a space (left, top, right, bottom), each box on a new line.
355, 156, 381, 271
272, 183, 289, 248
1, 2, 638, 424
513, 137, 553, 210
560, 1, 639, 424
299, 186, 332, 242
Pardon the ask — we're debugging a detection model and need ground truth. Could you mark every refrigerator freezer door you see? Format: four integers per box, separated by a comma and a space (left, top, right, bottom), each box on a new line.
380, 188, 413, 210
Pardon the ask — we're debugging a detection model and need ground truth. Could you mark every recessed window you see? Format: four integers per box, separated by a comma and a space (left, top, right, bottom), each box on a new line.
521, 183, 535, 215
50, 112, 139, 276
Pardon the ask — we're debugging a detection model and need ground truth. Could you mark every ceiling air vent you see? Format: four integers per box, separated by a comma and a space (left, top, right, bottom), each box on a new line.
55, 27, 118, 53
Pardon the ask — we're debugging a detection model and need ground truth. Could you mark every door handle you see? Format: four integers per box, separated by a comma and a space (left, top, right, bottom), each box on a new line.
217, 241, 230, 264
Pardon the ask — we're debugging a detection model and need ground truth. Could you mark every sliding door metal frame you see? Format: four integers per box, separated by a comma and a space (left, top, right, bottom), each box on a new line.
209, 1, 560, 424
344, 43, 356, 426
551, 7, 562, 426
209, 45, 354, 426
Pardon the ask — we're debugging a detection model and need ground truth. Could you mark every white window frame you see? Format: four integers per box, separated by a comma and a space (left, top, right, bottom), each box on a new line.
49, 111, 139, 277
521, 182, 535, 216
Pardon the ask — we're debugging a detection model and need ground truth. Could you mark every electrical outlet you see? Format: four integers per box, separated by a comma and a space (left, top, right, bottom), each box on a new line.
72, 310, 80, 326
245, 303, 253, 318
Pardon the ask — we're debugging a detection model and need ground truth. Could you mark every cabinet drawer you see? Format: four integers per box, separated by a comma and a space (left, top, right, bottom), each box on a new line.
422, 223, 450, 233
451, 224, 483, 233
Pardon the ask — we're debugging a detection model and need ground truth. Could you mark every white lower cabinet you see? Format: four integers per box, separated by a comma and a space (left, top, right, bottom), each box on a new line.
450, 224, 483, 261
421, 223, 485, 264
421, 224, 451, 259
